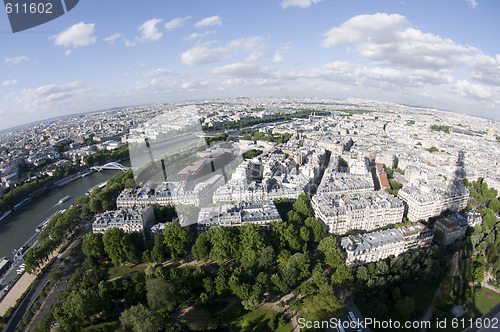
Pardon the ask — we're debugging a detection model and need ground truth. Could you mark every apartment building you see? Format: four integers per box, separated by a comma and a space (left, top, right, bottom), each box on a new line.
340, 223, 433, 266
92, 205, 155, 235
311, 191, 404, 234
398, 185, 469, 222
197, 200, 281, 232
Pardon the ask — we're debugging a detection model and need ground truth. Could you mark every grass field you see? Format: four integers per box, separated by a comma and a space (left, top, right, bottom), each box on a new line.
107, 264, 146, 280
469, 286, 500, 318
221, 303, 292, 332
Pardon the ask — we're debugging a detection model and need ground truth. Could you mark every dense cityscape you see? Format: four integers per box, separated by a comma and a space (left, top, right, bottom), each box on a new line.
1, 0, 500, 330
0, 97, 499, 331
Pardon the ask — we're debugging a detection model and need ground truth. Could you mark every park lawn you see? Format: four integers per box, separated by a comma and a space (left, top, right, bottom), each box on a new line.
469, 287, 500, 318
107, 264, 147, 280
221, 303, 292, 332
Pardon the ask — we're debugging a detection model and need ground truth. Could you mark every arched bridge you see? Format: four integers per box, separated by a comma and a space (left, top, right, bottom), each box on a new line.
91, 162, 130, 172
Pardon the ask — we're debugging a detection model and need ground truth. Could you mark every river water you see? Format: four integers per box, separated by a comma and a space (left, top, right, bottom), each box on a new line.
0, 160, 131, 259
0, 133, 208, 259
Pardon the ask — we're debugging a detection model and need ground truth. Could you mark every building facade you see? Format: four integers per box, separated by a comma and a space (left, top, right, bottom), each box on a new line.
197, 200, 281, 232
340, 223, 433, 266
92, 206, 155, 235
398, 185, 469, 222
311, 191, 404, 235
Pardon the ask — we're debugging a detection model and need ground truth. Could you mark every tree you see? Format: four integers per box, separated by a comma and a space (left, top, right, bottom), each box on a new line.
281, 253, 310, 289
304, 216, 325, 243
312, 264, 329, 292
331, 264, 354, 287
102, 228, 128, 265
120, 304, 164, 332
300, 226, 310, 243
396, 297, 414, 320
208, 227, 235, 263
482, 209, 497, 229
150, 235, 167, 262
82, 232, 106, 265
489, 198, 500, 214
317, 236, 344, 268
242, 293, 262, 310
258, 246, 275, 269
146, 278, 177, 312
300, 289, 344, 322
123, 232, 144, 264
473, 267, 485, 282
192, 231, 212, 262
293, 193, 312, 218
239, 223, 266, 267
49, 268, 63, 284
356, 266, 369, 281
163, 222, 190, 260
375, 261, 389, 276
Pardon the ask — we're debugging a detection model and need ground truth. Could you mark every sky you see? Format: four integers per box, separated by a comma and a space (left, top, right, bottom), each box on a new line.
1, 0, 499, 130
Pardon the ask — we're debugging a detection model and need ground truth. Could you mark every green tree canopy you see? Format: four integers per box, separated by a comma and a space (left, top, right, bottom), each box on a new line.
162, 222, 191, 260
239, 223, 266, 267
120, 303, 164, 332
146, 278, 177, 312
317, 236, 344, 268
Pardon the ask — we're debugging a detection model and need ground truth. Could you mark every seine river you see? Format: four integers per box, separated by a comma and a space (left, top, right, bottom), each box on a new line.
0, 133, 206, 259
0, 160, 131, 259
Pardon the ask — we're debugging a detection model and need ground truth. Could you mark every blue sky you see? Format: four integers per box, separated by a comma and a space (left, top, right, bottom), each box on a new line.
1, 0, 499, 130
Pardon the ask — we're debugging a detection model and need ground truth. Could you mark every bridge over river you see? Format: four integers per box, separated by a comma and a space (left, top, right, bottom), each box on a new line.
91, 162, 130, 172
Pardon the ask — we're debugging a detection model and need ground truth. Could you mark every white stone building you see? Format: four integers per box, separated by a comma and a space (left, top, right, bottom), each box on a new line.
92, 206, 155, 235
311, 191, 404, 235
197, 200, 281, 232
340, 223, 433, 266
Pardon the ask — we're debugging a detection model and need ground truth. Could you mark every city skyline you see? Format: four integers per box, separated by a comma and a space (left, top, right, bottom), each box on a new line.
1, 0, 500, 130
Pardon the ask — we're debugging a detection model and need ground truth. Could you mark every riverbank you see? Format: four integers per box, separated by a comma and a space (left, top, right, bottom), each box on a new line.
0, 161, 130, 259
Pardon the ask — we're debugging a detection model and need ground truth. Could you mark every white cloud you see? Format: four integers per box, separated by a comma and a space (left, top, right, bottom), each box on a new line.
470, 54, 500, 86
454, 79, 492, 99
139, 18, 163, 41
64, 50, 72, 56
184, 31, 216, 41
124, 39, 136, 47
181, 43, 228, 66
140, 68, 175, 78
1, 79, 17, 87
164, 16, 191, 31
52, 22, 96, 48
226, 36, 266, 52
212, 62, 269, 78
321, 13, 480, 70
194, 16, 222, 28
104, 33, 121, 45
12, 81, 87, 106
181, 80, 209, 90
272, 51, 284, 63
298, 61, 356, 82
246, 51, 266, 63
181, 36, 266, 66
281, 0, 323, 9
5, 56, 29, 65
466, 0, 478, 8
